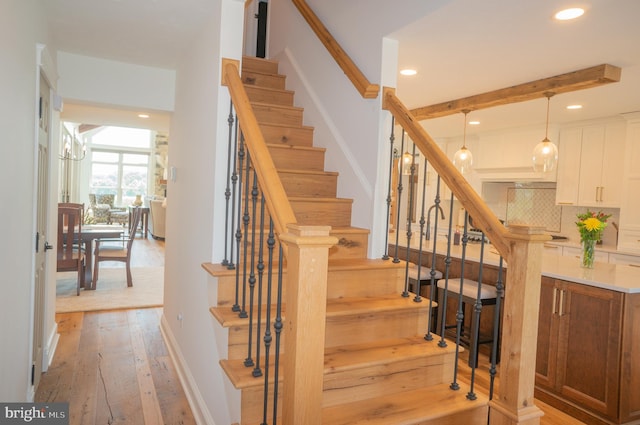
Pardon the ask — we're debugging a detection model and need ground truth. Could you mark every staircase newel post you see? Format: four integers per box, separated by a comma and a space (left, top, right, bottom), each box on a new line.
279, 224, 337, 425
489, 224, 548, 425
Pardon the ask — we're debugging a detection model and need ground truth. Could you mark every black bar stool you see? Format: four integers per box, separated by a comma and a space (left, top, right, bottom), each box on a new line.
436, 278, 499, 367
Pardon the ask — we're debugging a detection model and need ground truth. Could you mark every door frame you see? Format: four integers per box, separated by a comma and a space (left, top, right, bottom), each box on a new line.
28, 43, 60, 399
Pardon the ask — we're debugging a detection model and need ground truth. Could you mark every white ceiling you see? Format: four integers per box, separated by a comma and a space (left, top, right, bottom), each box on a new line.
42, 0, 640, 138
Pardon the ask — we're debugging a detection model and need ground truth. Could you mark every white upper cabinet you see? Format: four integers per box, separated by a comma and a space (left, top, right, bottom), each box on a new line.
618, 114, 640, 253
555, 120, 625, 207
555, 128, 582, 205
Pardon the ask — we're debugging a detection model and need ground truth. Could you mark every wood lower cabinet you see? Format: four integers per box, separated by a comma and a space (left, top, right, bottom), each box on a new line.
536, 277, 640, 424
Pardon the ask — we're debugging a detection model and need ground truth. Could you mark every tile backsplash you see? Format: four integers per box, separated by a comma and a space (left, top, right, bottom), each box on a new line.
481, 181, 620, 248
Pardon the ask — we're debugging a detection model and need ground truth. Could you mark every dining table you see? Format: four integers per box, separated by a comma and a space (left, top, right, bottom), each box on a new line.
80, 224, 124, 289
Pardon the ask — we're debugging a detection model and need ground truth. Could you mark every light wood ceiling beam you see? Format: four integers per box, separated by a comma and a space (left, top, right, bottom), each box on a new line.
410, 64, 621, 121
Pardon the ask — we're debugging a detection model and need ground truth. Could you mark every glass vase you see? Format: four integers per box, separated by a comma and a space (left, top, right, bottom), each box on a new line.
580, 239, 596, 269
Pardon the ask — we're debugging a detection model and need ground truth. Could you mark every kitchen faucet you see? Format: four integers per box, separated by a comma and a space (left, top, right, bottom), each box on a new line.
425, 203, 445, 241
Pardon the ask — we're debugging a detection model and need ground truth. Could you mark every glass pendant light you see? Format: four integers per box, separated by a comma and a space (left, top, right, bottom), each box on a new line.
453, 110, 473, 174
532, 92, 559, 172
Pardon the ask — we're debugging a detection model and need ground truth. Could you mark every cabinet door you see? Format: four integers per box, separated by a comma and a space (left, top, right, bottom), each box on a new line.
556, 282, 623, 420
599, 122, 625, 207
535, 277, 562, 390
555, 128, 582, 205
577, 125, 606, 206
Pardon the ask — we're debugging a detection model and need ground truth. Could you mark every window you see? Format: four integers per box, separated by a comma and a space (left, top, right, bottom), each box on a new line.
87, 127, 152, 206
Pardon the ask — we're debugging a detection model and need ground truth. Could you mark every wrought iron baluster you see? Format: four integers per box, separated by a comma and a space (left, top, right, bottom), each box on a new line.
261, 220, 275, 425
412, 157, 428, 304
253, 192, 266, 378
232, 134, 246, 313
489, 256, 504, 400
244, 167, 259, 368
382, 116, 395, 260
467, 233, 486, 400
240, 149, 251, 319
227, 112, 240, 271
222, 100, 235, 267
402, 144, 417, 297
392, 130, 407, 263
272, 246, 284, 425
450, 212, 470, 391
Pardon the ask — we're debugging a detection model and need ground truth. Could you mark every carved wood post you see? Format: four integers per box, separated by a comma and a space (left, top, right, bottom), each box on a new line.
279, 224, 337, 425
489, 224, 548, 425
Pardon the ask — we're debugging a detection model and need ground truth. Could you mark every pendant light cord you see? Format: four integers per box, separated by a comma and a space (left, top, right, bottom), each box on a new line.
462, 109, 469, 148
544, 92, 554, 141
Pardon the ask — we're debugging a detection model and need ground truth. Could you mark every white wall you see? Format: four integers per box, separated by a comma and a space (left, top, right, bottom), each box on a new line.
161, 0, 244, 423
0, 0, 52, 401
268, 0, 447, 256
57, 52, 176, 112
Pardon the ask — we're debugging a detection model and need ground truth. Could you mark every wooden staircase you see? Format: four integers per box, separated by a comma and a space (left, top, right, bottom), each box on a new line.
205, 56, 489, 425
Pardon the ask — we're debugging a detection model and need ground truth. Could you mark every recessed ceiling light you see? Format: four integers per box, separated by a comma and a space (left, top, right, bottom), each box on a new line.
468, 120, 480, 125
566, 104, 583, 110
400, 69, 417, 76
138, 113, 150, 118
554, 7, 585, 20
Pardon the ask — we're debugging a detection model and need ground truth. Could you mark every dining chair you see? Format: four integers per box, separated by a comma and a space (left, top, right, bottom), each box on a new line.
58, 202, 85, 225
93, 206, 142, 288
57, 205, 86, 295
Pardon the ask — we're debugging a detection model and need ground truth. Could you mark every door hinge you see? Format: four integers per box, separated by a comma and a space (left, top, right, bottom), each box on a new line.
31, 364, 35, 385
35, 232, 39, 253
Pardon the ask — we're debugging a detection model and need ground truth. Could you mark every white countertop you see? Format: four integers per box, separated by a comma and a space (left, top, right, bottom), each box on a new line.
400, 238, 640, 294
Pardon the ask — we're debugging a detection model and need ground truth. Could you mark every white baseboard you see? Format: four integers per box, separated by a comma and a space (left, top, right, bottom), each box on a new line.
44, 323, 60, 371
160, 313, 216, 425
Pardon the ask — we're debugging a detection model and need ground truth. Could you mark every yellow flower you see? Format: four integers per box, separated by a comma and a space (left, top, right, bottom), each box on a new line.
583, 217, 602, 232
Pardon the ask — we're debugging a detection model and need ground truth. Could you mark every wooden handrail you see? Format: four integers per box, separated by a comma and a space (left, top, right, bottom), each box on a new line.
382, 87, 511, 259
222, 59, 298, 243
291, 0, 380, 99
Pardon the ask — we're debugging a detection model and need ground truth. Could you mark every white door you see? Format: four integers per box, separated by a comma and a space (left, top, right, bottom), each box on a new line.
32, 71, 51, 391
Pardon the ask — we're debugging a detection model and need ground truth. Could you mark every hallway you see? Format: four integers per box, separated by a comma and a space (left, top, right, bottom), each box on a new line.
35, 308, 196, 424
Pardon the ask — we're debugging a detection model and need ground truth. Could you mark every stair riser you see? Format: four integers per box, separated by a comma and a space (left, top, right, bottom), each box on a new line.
240, 385, 282, 425
325, 309, 429, 348
214, 261, 399, 310
242, 71, 286, 90
279, 172, 337, 198
237, 353, 457, 424
225, 307, 428, 360
291, 199, 352, 227
245, 85, 294, 106
322, 354, 455, 408
260, 124, 314, 147
242, 57, 279, 74
237, 229, 368, 261
227, 322, 286, 361
268, 145, 325, 171
252, 103, 303, 126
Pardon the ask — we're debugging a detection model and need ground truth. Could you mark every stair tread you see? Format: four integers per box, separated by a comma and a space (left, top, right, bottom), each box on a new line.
326, 293, 429, 315
251, 101, 304, 112
324, 335, 454, 373
289, 196, 353, 203
210, 291, 427, 328
267, 143, 326, 153
220, 336, 452, 389
242, 69, 285, 78
278, 168, 338, 176
203, 254, 395, 279
244, 84, 294, 95
321, 384, 488, 425
259, 121, 314, 130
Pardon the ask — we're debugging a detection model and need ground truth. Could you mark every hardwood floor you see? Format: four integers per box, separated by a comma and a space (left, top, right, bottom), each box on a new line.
456, 350, 587, 425
37, 235, 195, 424
40, 235, 584, 424
36, 308, 195, 425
